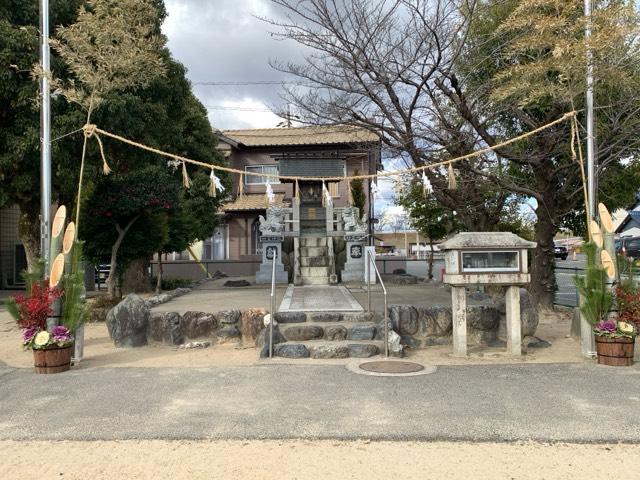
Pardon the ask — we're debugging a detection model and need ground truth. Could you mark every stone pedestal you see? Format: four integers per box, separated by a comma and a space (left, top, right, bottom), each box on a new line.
505, 285, 521, 356
452, 286, 467, 357
341, 237, 365, 282
256, 240, 288, 284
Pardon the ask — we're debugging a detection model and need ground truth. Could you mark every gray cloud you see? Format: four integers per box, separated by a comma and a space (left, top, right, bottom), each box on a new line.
163, 0, 307, 129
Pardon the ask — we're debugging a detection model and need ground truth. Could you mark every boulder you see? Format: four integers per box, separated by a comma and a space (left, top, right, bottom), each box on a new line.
389, 305, 419, 335
387, 330, 404, 357
324, 325, 347, 341
106, 294, 150, 347
215, 326, 241, 343
257, 326, 287, 357
344, 312, 377, 323
348, 324, 376, 340
422, 336, 452, 346
348, 343, 379, 357
310, 312, 344, 323
240, 308, 266, 344
417, 306, 452, 337
274, 311, 307, 324
274, 343, 310, 358
400, 336, 421, 349
182, 311, 217, 339
215, 310, 241, 325
282, 325, 324, 341
392, 268, 406, 275
467, 305, 500, 331
309, 345, 349, 359
148, 311, 183, 345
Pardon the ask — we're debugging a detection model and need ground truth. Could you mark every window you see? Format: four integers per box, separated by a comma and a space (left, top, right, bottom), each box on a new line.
245, 165, 279, 185
328, 181, 340, 198
461, 251, 519, 272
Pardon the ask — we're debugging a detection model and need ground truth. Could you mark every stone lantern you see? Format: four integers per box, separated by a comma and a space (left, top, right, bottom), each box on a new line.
439, 232, 536, 357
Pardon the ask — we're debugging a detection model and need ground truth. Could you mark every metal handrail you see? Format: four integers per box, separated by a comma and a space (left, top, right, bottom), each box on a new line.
366, 249, 389, 357
269, 252, 277, 358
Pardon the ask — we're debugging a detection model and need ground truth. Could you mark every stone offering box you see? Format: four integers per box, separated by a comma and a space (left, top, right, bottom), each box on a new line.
439, 232, 536, 357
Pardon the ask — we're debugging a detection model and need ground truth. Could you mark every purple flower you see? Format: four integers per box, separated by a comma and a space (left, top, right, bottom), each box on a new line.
22, 327, 39, 343
596, 320, 617, 332
51, 325, 71, 342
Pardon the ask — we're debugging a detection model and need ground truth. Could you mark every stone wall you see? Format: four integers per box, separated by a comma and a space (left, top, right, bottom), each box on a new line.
388, 288, 539, 349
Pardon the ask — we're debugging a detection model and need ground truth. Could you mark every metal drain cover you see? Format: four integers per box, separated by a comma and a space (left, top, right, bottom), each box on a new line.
359, 360, 425, 374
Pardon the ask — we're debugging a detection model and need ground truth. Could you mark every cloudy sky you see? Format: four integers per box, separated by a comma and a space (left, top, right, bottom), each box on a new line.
163, 0, 305, 130
162, 0, 401, 220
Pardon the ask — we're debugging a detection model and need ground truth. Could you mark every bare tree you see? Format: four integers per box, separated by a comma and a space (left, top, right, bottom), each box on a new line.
265, 0, 511, 231
267, 0, 640, 308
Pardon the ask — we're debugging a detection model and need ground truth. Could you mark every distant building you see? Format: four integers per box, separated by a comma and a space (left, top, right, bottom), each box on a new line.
615, 193, 640, 237
215, 125, 380, 261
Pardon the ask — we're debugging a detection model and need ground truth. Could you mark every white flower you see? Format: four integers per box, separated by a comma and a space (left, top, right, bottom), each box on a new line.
34, 331, 51, 347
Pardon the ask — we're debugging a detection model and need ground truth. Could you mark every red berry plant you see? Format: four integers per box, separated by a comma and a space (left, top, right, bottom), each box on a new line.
10, 283, 62, 330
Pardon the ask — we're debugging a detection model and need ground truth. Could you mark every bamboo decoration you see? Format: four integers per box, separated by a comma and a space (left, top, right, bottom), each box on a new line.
589, 220, 603, 248
46, 253, 66, 331
598, 203, 613, 233
50, 205, 67, 262
601, 250, 616, 279
62, 222, 76, 273
294, 179, 300, 205
238, 173, 244, 197
347, 179, 354, 205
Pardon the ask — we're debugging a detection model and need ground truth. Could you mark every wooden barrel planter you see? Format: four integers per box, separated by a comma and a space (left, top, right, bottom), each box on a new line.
33, 346, 73, 374
595, 336, 635, 367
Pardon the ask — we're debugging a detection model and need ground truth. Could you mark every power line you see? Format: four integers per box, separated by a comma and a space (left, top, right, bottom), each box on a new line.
204, 105, 277, 112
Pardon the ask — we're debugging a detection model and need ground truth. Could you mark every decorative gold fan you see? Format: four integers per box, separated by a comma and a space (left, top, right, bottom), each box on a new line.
598, 203, 613, 234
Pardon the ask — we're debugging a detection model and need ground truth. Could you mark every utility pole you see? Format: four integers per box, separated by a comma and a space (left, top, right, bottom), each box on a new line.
585, 0, 596, 221
39, 0, 52, 270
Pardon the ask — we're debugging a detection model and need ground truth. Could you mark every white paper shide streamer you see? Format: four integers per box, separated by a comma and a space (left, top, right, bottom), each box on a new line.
322, 181, 333, 207
209, 169, 225, 197
265, 180, 275, 204
371, 181, 380, 198
422, 171, 433, 196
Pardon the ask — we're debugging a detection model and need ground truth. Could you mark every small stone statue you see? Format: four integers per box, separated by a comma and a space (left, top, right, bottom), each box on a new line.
259, 206, 286, 234
342, 206, 367, 233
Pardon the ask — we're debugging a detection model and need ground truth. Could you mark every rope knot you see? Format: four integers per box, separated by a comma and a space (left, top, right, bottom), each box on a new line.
83, 124, 97, 139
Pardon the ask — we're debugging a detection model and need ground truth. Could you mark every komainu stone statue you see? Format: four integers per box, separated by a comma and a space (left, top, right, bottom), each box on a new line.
342, 206, 367, 233
259, 206, 286, 234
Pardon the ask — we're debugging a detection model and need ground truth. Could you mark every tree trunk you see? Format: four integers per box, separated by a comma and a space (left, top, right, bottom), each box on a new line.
18, 207, 41, 273
106, 216, 139, 299
121, 257, 152, 295
529, 209, 557, 310
156, 251, 163, 294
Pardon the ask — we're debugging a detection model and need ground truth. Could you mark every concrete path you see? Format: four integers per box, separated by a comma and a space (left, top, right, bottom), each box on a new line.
1, 362, 639, 442
279, 285, 363, 312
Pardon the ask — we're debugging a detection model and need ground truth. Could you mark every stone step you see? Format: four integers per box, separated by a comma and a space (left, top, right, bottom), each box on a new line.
300, 266, 330, 277
280, 322, 377, 342
301, 276, 330, 285
300, 246, 328, 257
299, 237, 327, 247
300, 256, 329, 267
274, 311, 379, 324
274, 340, 383, 359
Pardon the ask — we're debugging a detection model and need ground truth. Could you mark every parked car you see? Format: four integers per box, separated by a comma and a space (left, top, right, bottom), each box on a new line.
617, 236, 640, 259
553, 243, 568, 260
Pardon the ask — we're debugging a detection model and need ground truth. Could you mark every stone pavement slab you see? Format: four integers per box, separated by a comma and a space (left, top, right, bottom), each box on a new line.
279, 285, 363, 312
0, 362, 639, 442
